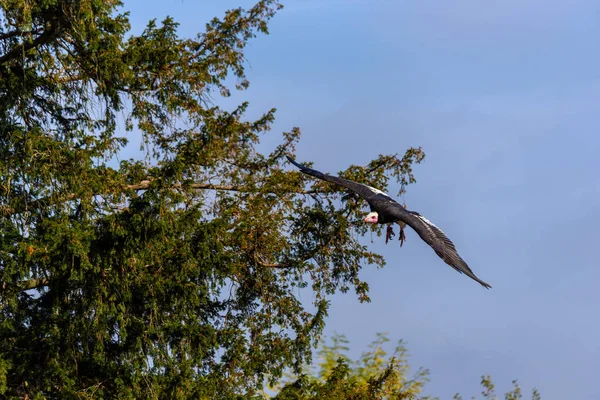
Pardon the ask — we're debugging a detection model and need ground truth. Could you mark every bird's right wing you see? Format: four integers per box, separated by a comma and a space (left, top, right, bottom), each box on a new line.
286, 155, 392, 202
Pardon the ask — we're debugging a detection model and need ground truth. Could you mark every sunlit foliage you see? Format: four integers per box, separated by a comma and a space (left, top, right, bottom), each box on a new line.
273, 333, 542, 400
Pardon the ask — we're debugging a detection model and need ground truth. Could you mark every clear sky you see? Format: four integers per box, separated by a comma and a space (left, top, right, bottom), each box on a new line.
124, 1, 600, 398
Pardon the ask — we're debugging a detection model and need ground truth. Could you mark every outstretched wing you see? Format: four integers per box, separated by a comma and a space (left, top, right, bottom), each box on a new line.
286, 155, 393, 203
396, 207, 491, 289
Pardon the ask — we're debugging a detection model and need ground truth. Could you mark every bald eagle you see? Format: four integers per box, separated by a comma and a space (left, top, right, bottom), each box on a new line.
287, 155, 491, 289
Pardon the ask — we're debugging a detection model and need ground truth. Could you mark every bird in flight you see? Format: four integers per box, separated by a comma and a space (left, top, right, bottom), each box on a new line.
286, 155, 491, 289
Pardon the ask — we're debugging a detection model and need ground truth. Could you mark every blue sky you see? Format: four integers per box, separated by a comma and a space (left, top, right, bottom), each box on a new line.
124, 1, 600, 398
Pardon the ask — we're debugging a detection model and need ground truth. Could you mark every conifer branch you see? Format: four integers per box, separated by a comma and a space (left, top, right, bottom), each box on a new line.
0, 23, 58, 65
13, 277, 49, 291
2, 178, 317, 216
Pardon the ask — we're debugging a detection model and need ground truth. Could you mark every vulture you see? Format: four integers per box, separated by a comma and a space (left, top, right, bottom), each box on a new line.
286, 155, 491, 289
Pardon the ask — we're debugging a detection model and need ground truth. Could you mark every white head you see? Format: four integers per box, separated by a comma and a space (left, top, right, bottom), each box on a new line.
364, 211, 378, 224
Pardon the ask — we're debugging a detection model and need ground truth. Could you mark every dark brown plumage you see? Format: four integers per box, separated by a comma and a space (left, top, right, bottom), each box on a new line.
287, 155, 491, 289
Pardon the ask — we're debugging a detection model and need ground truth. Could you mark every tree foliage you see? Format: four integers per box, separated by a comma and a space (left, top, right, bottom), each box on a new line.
273, 333, 542, 400
272, 332, 431, 400
0, 1, 425, 398
453, 375, 542, 400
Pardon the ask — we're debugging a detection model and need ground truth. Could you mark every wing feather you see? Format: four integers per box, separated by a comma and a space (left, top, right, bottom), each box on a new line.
286, 155, 391, 202
400, 210, 491, 289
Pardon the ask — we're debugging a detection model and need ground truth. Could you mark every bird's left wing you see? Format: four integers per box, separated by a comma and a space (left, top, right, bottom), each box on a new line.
286, 155, 391, 202
385, 204, 492, 289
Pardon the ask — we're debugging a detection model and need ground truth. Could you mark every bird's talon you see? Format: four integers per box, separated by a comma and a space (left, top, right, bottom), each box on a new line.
399, 227, 406, 247
385, 225, 395, 244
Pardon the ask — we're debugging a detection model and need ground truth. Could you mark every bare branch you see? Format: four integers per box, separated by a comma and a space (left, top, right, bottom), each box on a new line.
2, 178, 316, 216
127, 180, 245, 192
128, 179, 318, 195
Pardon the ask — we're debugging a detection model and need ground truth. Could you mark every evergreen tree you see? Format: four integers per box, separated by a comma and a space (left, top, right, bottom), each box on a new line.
0, 1, 424, 397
